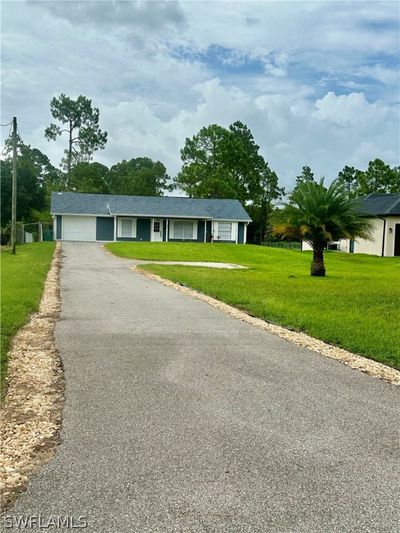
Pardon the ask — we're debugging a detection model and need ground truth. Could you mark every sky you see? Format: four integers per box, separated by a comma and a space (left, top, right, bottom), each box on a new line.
1, 0, 399, 192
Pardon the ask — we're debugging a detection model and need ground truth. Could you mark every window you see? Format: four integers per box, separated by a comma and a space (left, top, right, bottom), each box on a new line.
118, 218, 136, 238
171, 220, 196, 240
153, 220, 160, 233
217, 222, 232, 240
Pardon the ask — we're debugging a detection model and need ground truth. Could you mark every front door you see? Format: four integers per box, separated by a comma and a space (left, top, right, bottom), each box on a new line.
394, 224, 400, 257
152, 219, 163, 242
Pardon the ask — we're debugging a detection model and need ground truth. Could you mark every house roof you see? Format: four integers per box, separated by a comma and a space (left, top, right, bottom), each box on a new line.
51, 192, 252, 221
357, 193, 400, 216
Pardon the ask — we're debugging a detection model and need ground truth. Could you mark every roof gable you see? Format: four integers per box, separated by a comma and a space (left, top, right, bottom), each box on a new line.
51, 192, 251, 221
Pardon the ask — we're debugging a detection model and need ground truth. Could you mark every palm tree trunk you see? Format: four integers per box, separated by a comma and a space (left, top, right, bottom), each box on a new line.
311, 247, 326, 276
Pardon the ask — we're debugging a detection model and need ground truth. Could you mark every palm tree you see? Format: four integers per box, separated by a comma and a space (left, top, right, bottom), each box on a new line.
272, 179, 373, 276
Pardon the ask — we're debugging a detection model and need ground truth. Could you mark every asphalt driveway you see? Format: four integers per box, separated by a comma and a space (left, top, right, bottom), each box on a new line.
7, 242, 400, 532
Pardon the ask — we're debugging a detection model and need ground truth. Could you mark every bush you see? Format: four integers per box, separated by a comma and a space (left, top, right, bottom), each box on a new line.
0, 224, 11, 246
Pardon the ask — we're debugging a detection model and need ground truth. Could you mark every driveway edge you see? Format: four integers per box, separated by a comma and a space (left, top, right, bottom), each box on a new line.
136, 267, 400, 386
0, 243, 64, 511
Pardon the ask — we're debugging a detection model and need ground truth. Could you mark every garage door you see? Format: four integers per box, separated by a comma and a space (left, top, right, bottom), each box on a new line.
62, 215, 96, 241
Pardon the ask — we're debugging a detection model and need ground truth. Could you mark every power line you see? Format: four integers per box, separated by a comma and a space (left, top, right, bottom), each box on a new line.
1, 120, 13, 127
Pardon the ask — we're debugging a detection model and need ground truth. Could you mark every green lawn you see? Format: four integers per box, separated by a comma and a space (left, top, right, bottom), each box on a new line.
107, 242, 400, 369
1, 243, 56, 390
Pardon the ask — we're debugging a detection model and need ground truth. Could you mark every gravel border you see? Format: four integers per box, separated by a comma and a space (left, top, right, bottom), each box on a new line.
0, 244, 63, 511
136, 267, 400, 386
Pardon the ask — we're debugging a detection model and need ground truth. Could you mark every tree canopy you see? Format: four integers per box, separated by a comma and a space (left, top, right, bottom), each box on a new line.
292, 165, 315, 190
0, 144, 48, 227
175, 121, 284, 241
70, 162, 110, 194
337, 159, 400, 198
175, 121, 282, 202
108, 157, 171, 196
45, 94, 108, 180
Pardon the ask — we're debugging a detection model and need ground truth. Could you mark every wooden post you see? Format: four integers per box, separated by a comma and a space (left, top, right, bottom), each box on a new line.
11, 117, 17, 254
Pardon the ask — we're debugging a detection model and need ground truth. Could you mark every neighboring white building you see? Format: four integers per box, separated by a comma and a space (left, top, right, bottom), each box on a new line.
302, 193, 400, 257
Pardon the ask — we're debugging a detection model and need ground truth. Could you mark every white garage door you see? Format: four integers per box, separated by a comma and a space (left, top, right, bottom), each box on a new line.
62, 215, 96, 241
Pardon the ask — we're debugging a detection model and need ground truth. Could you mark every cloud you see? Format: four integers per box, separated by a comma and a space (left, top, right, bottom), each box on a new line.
34, 0, 186, 32
355, 64, 399, 85
1, 0, 399, 194
312, 91, 390, 127
262, 51, 289, 77
90, 80, 398, 193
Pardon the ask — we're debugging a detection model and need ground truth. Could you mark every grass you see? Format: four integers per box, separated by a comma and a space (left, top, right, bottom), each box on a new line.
1, 242, 56, 391
107, 242, 400, 370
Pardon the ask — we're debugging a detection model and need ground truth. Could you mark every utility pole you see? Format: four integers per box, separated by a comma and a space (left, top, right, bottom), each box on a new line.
11, 116, 17, 254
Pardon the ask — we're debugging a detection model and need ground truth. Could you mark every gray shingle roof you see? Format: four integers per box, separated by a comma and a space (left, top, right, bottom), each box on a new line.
51, 192, 251, 221
357, 193, 400, 216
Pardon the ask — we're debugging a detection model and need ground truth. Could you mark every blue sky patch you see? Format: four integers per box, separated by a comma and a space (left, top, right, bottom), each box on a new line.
171, 44, 265, 75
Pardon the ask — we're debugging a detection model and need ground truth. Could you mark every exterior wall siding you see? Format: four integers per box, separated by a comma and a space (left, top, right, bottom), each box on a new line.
353, 218, 384, 256
303, 216, 400, 257
56, 215, 62, 240
55, 215, 246, 244
206, 220, 212, 242
96, 217, 114, 241
137, 218, 151, 241
116, 218, 151, 241
384, 216, 400, 256
238, 222, 245, 244
163, 220, 167, 242
197, 220, 205, 242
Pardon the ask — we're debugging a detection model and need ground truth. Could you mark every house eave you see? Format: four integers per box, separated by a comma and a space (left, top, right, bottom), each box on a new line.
51, 211, 251, 222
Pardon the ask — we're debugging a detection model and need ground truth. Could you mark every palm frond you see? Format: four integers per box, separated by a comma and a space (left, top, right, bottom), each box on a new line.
271, 178, 374, 247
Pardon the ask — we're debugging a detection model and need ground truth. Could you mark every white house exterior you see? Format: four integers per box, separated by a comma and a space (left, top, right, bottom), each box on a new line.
302, 193, 400, 257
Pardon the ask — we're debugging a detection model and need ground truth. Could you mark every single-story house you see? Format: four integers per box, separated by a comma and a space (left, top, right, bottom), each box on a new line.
51, 192, 251, 244
302, 193, 400, 257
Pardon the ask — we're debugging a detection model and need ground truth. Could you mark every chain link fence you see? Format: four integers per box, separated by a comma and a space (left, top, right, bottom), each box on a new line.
20, 222, 53, 243
1, 222, 54, 245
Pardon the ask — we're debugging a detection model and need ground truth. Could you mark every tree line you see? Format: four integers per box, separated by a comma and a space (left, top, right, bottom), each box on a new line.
1, 93, 399, 243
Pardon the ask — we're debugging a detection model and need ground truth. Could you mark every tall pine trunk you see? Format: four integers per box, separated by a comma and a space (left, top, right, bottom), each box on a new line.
311, 247, 326, 276
67, 121, 72, 187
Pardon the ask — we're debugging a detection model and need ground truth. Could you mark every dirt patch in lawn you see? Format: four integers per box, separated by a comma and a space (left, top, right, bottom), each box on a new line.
138, 269, 400, 386
0, 244, 63, 511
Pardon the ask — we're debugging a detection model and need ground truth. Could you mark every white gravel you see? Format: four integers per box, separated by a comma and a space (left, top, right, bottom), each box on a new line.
0, 244, 63, 510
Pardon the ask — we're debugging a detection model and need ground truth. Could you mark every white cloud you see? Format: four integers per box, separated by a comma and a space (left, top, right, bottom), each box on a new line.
88, 81, 398, 193
312, 91, 390, 127
355, 64, 400, 85
1, 1, 399, 193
